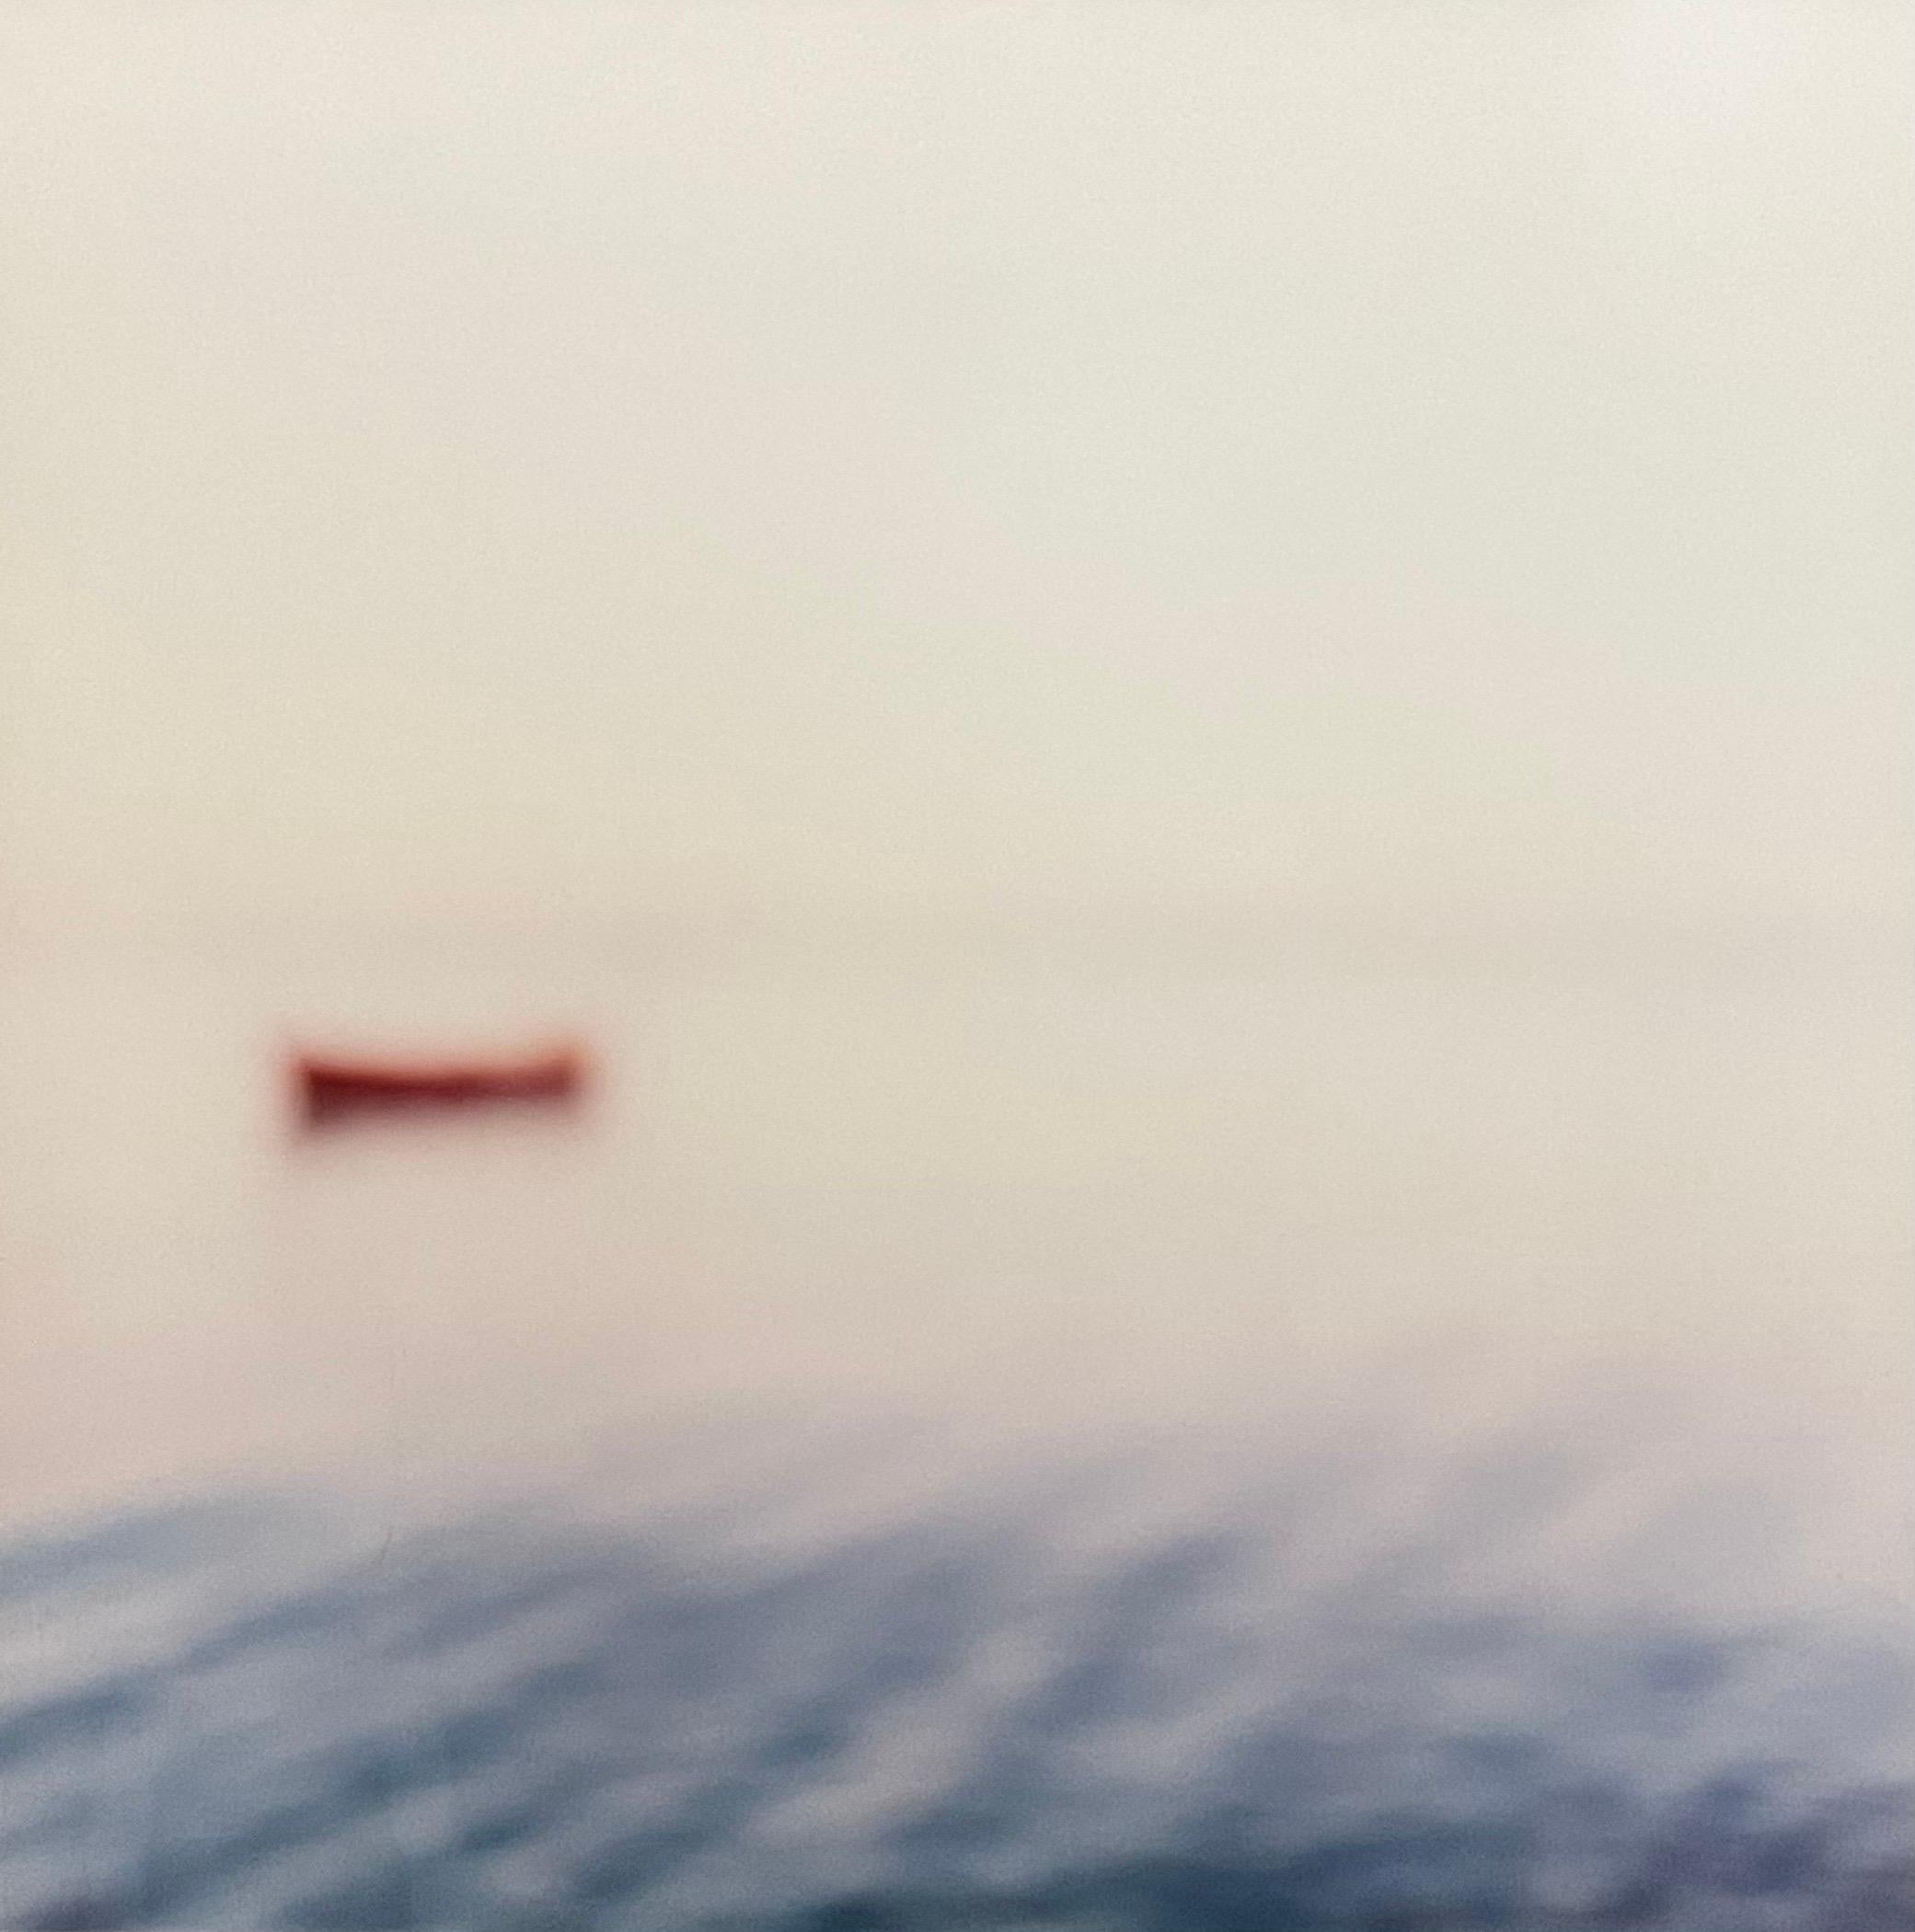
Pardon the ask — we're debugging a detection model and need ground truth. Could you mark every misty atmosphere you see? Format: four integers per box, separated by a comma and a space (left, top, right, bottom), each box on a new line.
3, 5, 1909, 1926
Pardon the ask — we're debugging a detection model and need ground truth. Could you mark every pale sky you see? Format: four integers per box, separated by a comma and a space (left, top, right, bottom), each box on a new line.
3, 6, 1912, 1527
3, 2, 1909, 946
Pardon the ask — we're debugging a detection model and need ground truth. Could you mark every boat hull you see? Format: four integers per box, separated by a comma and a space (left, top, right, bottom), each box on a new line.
294, 1047, 587, 1127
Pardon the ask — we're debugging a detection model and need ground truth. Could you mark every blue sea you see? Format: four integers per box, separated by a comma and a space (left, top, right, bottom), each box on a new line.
4, 1409, 1910, 1930
3, 945, 1909, 1927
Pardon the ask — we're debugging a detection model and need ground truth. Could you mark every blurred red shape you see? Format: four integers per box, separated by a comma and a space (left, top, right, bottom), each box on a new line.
293, 1042, 589, 1129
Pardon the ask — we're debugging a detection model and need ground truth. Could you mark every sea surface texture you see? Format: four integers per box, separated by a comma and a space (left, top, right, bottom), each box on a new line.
4, 953, 1911, 1929
3, 1404, 1909, 1932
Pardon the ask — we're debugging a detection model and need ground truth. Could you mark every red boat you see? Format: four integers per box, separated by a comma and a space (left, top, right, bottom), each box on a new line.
294, 1042, 589, 1127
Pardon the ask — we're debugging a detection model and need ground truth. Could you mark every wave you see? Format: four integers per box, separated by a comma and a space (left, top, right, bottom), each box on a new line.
2, 1405, 1909, 1929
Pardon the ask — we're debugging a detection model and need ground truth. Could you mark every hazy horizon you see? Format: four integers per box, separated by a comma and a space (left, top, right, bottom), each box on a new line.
3, 10, 1910, 1925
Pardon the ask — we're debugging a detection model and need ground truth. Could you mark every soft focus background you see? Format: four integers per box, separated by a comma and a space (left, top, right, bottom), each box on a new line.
2, 5, 1910, 1926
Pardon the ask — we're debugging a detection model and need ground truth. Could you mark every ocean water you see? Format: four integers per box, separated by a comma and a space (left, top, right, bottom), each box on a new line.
3, 937, 1909, 1927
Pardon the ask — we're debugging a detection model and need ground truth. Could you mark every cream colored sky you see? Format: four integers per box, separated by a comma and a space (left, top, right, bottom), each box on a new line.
3, 2, 1909, 947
